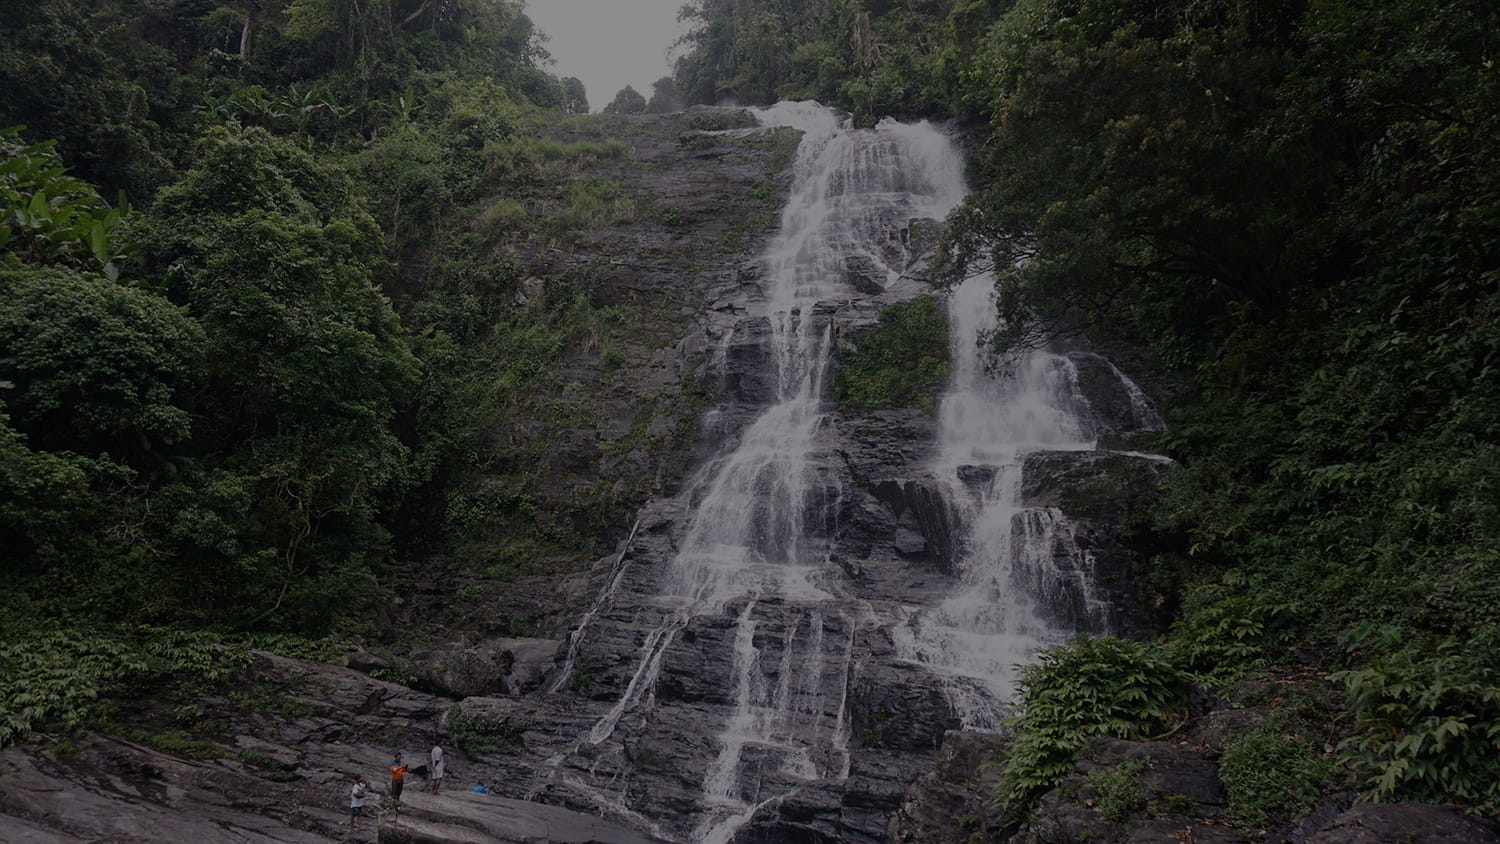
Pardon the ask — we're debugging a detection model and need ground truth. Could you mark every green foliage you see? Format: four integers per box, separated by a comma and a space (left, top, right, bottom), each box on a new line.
544, 178, 637, 235
142, 125, 418, 630
1151, 792, 1198, 816
835, 295, 949, 412
0, 0, 561, 204
0, 626, 249, 747
0, 0, 174, 197
0, 127, 137, 281
559, 77, 589, 115
123, 729, 225, 760
996, 635, 1188, 812
446, 704, 521, 754
674, 0, 981, 120
1220, 718, 1335, 827
0, 266, 202, 459
603, 85, 647, 115
1083, 759, 1149, 822
1164, 585, 1299, 687
910, 0, 1500, 814
0, 0, 635, 647
0, 407, 108, 575
238, 748, 281, 769
1333, 627, 1500, 812
646, 77, 682, 114
240, 633, 346, 664
369, 665, 421, 688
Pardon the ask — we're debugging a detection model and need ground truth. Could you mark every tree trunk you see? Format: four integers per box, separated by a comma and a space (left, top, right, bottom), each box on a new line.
239, 14, 253, 61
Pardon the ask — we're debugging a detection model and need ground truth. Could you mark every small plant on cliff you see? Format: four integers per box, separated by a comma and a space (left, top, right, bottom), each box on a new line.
1219, 717, 1333, 828
994, 635, 1188, 816
1083, 758, 1149, 821
835, 295, 950, 412
447, 705, 522, 754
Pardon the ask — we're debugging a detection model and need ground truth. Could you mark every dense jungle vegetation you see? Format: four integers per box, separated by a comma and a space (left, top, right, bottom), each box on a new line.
2, 0, 1497, 831
0, 0, 643, 742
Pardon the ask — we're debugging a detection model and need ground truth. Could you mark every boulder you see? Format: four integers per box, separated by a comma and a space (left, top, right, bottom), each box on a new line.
1016, 736, 1244, 844
417, 643, 512, 698
1306, 804, 1500, 843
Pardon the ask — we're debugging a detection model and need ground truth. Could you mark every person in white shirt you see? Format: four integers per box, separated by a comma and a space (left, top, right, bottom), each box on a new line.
349, 775, 368, 831
430, 739, 445, 794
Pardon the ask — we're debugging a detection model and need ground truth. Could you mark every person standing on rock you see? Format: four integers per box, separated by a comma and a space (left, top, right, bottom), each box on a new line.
349, 775, 369, 831
430, 739, 445, 794
388, 752, 408, 812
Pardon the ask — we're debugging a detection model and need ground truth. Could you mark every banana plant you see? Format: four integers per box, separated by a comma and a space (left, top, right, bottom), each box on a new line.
0, 126, 138, 281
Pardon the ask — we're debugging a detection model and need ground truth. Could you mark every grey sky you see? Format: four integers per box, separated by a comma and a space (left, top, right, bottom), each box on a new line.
526, 0, 690, 112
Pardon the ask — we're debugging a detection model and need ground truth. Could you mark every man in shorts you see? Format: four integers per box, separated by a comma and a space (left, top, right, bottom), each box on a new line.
349, 774, 368, 831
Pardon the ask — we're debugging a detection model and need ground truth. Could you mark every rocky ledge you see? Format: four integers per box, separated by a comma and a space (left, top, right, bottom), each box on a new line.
0, 650, 661, 843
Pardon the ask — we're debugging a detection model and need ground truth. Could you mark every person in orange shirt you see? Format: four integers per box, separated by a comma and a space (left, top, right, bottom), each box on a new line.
388, 752, 409, 812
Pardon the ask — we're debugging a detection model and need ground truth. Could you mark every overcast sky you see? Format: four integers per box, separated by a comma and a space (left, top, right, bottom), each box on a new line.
526, 0, 690, 112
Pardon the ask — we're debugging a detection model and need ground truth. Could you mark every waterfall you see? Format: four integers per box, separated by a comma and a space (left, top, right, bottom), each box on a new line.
890, 271, 1090, 727
668, 102, 968, 842
539, 102, 1163, 842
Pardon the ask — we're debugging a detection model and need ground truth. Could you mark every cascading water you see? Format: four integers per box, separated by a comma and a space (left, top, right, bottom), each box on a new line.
536, 102, 1164, 843
552, 103, 977, 842
891, 274, 1101, 729
670, 102, 972, 843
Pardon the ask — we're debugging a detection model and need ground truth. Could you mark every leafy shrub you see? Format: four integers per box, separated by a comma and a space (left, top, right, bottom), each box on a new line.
1333, 628, 1500, 812
133, 729, 225, 760
447, 705, 521, 754
0, 266, 202, 458
1220, 719, 1333, 827
240, 632, 346, 663
1084, 758, 1148, 821
834, 295, 950, 412
369, 666, 420, 688
996, 635, 1188, 811
0, 126, 137, 280
238, 748, 281, 768
1166, 584, 1299, 688
0, 626, 249, 747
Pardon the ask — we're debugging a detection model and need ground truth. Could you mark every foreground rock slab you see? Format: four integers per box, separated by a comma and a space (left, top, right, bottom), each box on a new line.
378, 791, 664, 843
0, 648, 669, 843
0, 735, 665, 843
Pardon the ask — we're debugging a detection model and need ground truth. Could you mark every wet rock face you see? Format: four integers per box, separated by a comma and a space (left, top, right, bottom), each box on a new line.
889, 731, 1008, 843
1017, 449, 1172, 637
493, 109, 1179, 840
868, 478, 960, 573
848, 662, 961, 752
844, 254, 886, 294
1067, 350, 1163, 440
